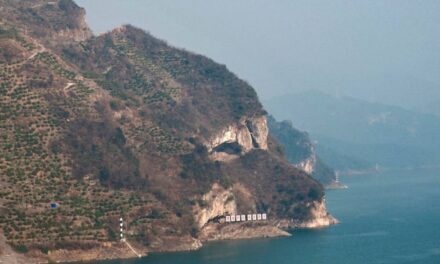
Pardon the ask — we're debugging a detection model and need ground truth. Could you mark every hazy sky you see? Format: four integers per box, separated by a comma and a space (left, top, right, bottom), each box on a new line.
76, 0, 440, 108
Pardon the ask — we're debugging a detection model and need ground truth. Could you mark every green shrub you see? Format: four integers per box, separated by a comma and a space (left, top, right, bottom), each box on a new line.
13, 244, 28, 253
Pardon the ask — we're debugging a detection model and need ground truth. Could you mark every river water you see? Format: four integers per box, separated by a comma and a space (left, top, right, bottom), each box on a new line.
96, 168, 440, 264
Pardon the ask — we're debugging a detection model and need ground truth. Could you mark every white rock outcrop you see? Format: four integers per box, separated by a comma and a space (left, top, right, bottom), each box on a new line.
295, 152, 316, 174
194, 183, 237, 228
206, 116, 268, 161
246, 115, 269, 149
274, 199, 338, 230
208, 123, 254, 152
298, 200, 339, 228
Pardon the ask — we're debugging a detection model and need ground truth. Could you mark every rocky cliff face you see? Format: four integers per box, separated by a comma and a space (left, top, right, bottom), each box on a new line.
275, 199, 338, 229
0, 0, 92, 46
193, 183, 237, 228
0, 1, 335, 262
207, 116, 268, 161
268, 116, 338, 186
296, 200, 339, 228
41, 0, 92, 44
296, 152, 316, 174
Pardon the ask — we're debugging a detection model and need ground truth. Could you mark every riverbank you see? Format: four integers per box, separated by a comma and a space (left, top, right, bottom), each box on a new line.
0, 213, 337, 264
79, 168, 440, 264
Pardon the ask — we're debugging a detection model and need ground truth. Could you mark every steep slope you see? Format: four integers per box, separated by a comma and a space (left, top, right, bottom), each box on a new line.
267, 116, 338, 186
0, 1, 335, 262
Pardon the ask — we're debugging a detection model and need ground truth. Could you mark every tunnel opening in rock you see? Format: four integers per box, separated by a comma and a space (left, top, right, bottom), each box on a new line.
212, 142, 243, 155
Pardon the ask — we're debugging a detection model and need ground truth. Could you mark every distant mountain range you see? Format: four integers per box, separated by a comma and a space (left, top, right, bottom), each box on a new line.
265, 90, 440, 170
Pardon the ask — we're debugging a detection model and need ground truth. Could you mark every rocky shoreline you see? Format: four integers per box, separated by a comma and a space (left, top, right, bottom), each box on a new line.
1, 212, 337, 264
0, 196, 338, 263
199, 222, 291, 242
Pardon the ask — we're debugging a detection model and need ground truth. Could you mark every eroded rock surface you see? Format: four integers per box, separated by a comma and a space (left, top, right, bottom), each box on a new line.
207, 116, 268, 161
194, 183, 237, 228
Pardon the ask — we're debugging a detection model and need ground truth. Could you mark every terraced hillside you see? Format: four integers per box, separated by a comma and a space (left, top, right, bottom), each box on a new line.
0, 23, 177, 252
0, 0, 333, 262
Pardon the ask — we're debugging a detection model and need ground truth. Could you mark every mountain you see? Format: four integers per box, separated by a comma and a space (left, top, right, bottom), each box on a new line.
267, 116, 339, 187
416, 99, 440, 117
313, 142, 373, 171
0, 1, 336, 262
265, 90, 440, 170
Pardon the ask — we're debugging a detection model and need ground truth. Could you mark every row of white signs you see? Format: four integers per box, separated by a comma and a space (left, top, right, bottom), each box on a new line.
225, 213, 267, 222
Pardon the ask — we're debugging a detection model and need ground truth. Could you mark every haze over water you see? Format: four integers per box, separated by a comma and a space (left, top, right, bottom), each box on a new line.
93, 168, 440, 264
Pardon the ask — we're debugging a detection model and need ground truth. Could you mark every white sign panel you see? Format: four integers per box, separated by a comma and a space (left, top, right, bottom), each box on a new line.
225, 213, 267, 223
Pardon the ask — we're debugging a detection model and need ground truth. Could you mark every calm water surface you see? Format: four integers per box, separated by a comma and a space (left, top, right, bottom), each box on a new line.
95, 168, 440, 264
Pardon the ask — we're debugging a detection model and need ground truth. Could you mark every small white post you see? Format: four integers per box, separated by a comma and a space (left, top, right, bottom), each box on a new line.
120, 217, 124, 241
